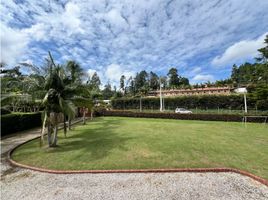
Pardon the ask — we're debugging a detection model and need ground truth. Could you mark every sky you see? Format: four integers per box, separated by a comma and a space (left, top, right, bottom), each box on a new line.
1, 0, 268, 86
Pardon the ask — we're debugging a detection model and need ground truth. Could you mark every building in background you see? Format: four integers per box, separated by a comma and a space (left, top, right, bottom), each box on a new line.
148, 87, 233, 97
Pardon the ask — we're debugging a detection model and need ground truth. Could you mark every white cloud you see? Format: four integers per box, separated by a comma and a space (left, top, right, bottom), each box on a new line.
182, 66, 202, 79
20, 59, 33, 65
1, 1, 86, 65
105, 64, 134, 83
191, 67, 202, 74
87, 69, 97, 78
212, 32, 267, 66
1, 0, 268, 83
192, 74, 215, 83
105, 64, 121, 82
0, 24, 29, 65
61, 2, 84, 35
23, 23, 48, 41
104, 9, 128, 30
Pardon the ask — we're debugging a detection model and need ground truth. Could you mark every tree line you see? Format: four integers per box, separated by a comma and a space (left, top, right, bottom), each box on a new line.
77, 67, 190, 100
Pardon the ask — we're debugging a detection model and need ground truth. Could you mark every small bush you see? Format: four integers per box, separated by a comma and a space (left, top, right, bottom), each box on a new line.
1, 112, 42, 136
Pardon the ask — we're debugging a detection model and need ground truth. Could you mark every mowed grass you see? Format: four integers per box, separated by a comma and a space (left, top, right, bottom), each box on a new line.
12, 117, 268, 179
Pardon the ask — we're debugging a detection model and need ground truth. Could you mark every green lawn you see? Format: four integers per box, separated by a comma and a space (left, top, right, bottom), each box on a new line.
12, 117, 268, 179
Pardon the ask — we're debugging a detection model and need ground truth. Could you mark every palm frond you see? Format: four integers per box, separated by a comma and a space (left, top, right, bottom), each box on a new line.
59, 97, 76, 119
42, 92, 49, 105
71, 96, 94, 109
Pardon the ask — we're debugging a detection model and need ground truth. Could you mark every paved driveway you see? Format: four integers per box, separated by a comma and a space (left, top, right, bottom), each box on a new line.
1, 129, 268, 200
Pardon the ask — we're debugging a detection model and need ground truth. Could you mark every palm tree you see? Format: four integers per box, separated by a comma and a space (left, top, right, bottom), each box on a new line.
65, 60, 84, 130
41, 52, 76, 147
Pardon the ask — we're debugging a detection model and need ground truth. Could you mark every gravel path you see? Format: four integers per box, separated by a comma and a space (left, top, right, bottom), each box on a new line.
1, 128, 268, 200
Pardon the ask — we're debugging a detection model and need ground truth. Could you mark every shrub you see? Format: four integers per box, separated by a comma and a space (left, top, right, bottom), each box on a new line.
256, 100, 268, 110
1, 112, 42, 136
111, 95, 259, 110
94, 107, 108, 117
0, 108, 11, 115
100, 110, 265, 123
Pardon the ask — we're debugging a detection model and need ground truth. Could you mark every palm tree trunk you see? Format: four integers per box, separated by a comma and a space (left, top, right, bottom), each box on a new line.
68, 117, 71, 130
40, 112, 47, 145
47, 123, 52, 147
140, 96, 142, 112
90, 109, 93, 120
83, 107, 86, 125
51, 113, 58, 147
51, 125, 58, 147
63, 114, 67, 137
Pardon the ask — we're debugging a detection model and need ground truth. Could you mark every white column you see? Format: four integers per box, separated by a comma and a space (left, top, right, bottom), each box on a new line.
160, 84, 163, 112
244, 93, 247, 113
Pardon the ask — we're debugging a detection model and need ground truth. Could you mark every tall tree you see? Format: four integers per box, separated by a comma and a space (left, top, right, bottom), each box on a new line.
66, 60, 83, 84
149, 71, 159, 90
135, 70, 149, 93
102, 82, 113, 99
256, 34, 268, 63
120, 75, 125, 94
256, 35, 268, 84
231, 64, 239, 85
167, 68, 180, 88
127, 76, 135, 96
159, 76, 168, 89
87, 72, 101, 91
180, 77, 190, 86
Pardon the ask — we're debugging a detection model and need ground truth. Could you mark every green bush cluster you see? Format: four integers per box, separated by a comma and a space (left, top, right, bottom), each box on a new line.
100, 110, 265, 123
111, 95, 262, 110
1, 112, 42, 136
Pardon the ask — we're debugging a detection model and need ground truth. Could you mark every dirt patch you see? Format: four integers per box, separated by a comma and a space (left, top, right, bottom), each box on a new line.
13, 171, 32, 180
1, 167, 19, 180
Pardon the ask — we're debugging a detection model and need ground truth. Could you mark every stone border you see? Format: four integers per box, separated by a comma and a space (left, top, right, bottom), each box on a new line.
7, 134, 268, 187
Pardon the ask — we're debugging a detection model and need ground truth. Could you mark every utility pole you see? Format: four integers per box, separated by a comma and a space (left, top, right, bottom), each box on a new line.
140, 96, 142, 112
163, 96, 165, 111
160, 79, 163, 112
244, 93, 247, 113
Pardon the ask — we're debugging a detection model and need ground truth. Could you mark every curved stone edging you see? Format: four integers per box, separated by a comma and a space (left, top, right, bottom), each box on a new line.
7, 135, 268, 187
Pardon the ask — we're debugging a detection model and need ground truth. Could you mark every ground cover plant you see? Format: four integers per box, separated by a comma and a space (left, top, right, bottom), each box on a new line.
12, 117, 268, 179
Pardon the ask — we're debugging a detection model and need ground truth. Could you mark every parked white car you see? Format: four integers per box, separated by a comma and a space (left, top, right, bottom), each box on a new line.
175, 108, 192, 114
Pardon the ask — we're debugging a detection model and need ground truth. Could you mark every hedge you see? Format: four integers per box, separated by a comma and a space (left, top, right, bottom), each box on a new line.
111, 95, 262, 110
1, 112, 42, 136
0, 108, 11, 115
99, 110, 266, 123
